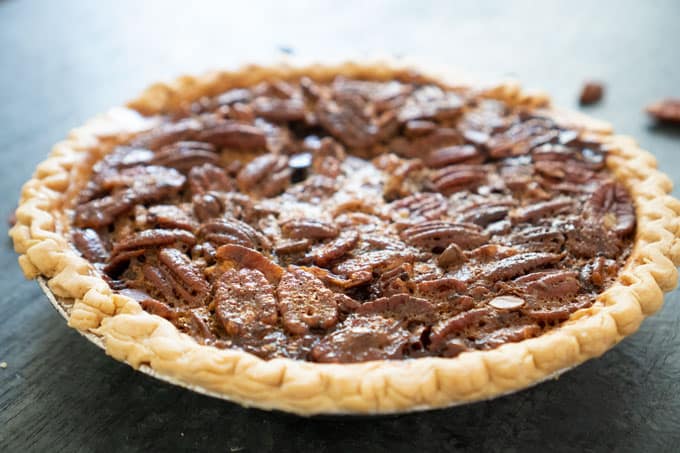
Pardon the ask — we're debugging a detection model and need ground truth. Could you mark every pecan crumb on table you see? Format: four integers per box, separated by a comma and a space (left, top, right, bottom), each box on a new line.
646, 98, 680, 124
579, 81, 604, 105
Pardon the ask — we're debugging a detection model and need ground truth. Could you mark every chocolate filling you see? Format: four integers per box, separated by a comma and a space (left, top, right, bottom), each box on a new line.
70, 75, 635, 363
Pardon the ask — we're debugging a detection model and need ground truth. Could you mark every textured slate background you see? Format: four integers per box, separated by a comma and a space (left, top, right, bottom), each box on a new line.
1, 0, 680, 451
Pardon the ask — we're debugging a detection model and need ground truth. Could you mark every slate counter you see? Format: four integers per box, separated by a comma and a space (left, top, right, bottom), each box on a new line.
1, 1, 680, 451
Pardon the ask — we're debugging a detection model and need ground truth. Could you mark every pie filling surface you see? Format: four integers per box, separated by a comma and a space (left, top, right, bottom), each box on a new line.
70, 74, 636, 363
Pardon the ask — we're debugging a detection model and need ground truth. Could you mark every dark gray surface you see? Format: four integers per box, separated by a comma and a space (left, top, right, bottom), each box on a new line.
1, 0, 680, 451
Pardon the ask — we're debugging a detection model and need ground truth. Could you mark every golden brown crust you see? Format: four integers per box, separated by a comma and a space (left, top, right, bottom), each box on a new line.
10, 61, 680, 415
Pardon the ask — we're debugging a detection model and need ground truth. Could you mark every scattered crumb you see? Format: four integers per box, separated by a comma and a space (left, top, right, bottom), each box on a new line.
579, 81, 604, 105
180, 432, 184, 437
646, 98, 680, 124
0, 362, 7, 369
8, 210, 16, 227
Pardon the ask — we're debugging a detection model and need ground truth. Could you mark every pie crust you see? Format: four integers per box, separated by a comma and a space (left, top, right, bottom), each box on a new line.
10, 61, 680, 415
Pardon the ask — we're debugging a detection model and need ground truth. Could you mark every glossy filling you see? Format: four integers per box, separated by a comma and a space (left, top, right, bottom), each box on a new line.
70, 75, 635, 362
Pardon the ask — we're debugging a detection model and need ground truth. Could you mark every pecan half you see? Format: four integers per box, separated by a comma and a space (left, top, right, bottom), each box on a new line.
398, 85, 463, 122
310, 315, 410, 363
273, 238, 311, 255
430, 164, 487, 195
404, 120, 437, 137
253, 97, 306, 122
333, 250, 415, 277
74, 166, 185, 228
215, 244, 283, 284
151, 141, 218, 173
508, 225, 566, 254
197, 121, 267, 149
130, 119, 201, 150
306, 230, 359, 267
487, 118, 556, 158
316, 94, 376, 149
514, 270, 580, 299
188, 163, 235, 194
146, 205, 197, 231
401, 221, 488, 252
424, 145, 484, 168
429, 307, 493, 349
192, 193, 224, 222
484, 252, 563, 281
214, 268, 278, 336
276, 267, 339, 334
586, 181, 635, 237
458, 201, 514, 227
357, 294, 434, 319
72, 228, 109, 263
579, 81, 604, 105
156, 248, 210, 307
390, 127, 461, 158
280, 218, 339, 240
511, 197, 573, 223
236, 153, 291, 197
199, 218, 271, 250
390, 192, 449, 223
112, 229, 196, 254
646, 98, 680, 123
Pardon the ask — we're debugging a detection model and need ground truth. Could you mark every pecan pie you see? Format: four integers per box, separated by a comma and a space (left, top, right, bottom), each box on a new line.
10, 62, 680, 415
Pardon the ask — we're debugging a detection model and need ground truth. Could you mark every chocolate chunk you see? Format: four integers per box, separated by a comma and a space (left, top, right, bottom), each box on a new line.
277, 268, 339, 334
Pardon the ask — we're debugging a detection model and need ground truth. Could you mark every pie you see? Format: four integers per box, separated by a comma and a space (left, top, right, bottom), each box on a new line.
10, 61, 680, 415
